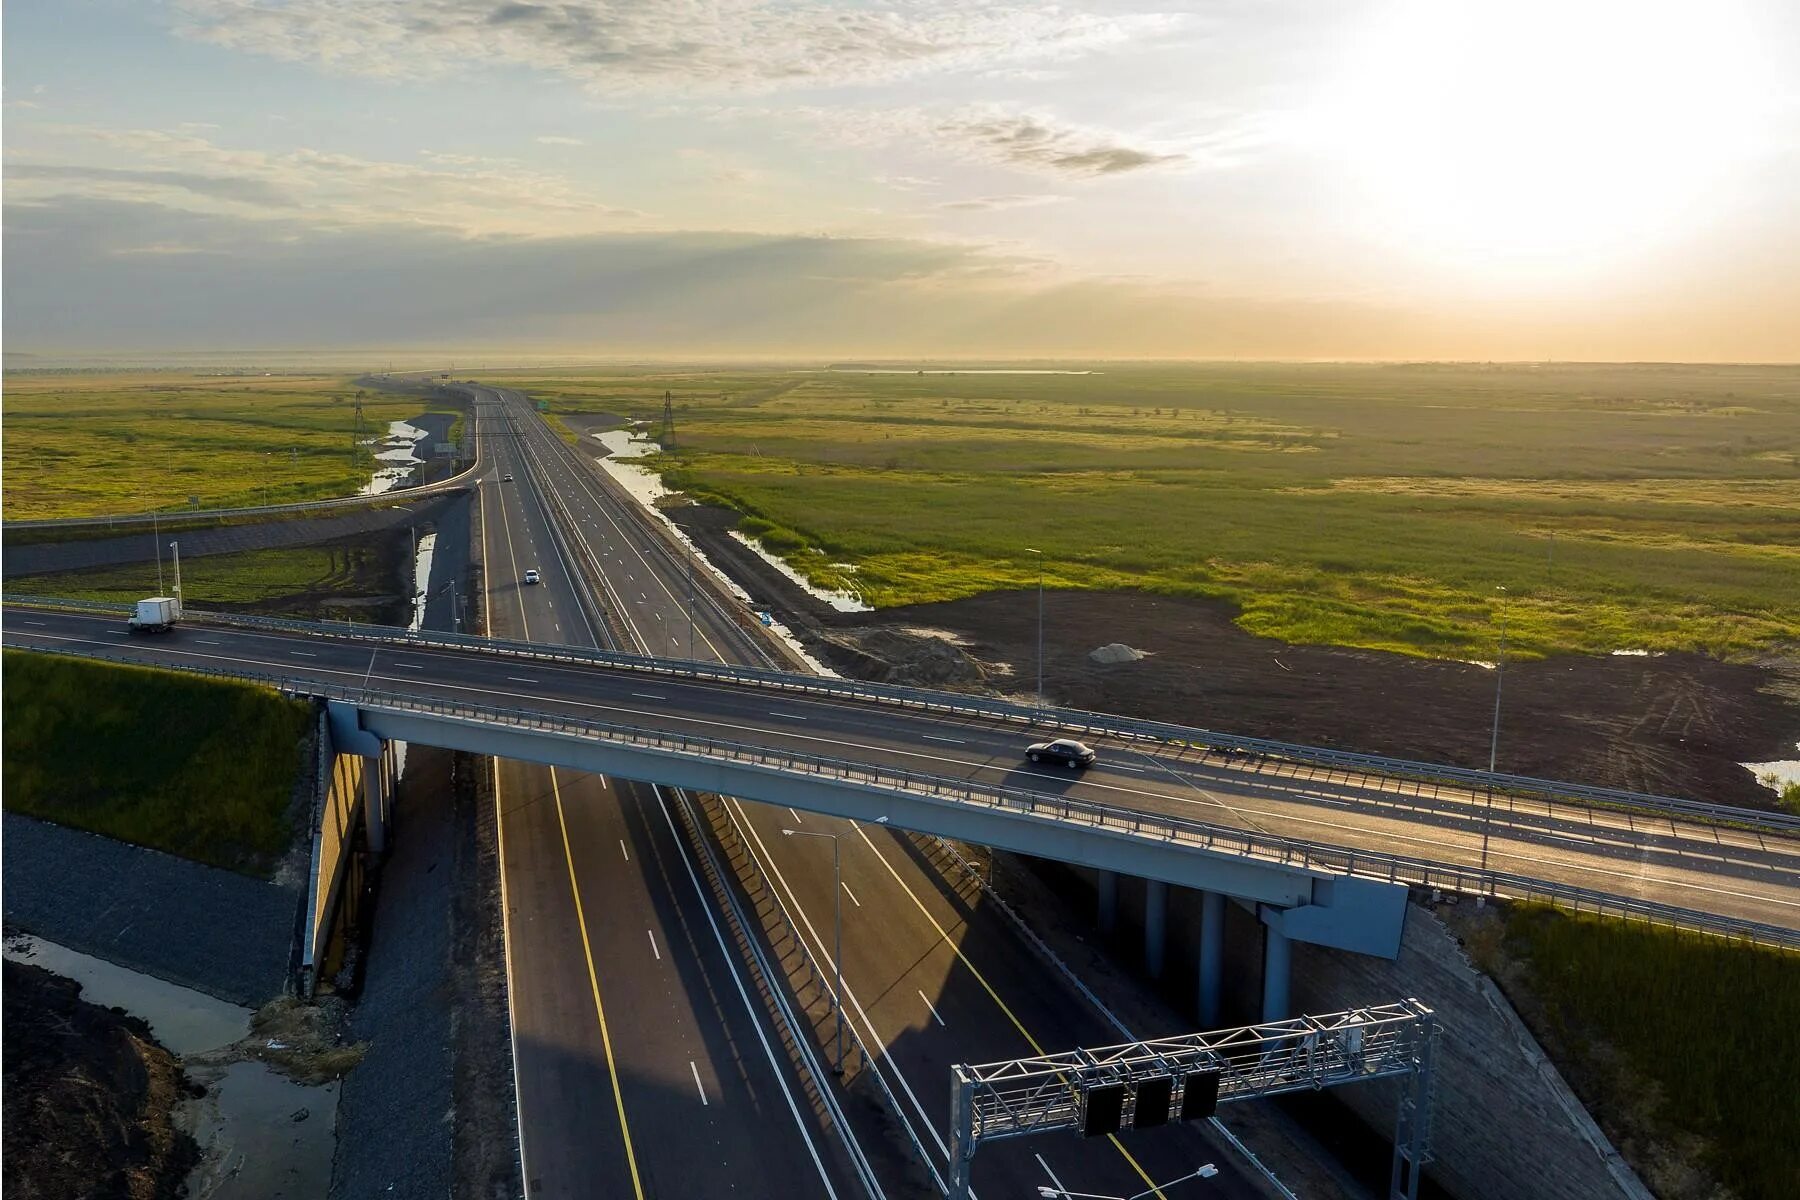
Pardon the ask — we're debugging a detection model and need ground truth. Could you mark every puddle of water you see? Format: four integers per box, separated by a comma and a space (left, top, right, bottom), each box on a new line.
585, 431, 839, 675
360, 419, 430, 496
727, 530, 871, 613
182, 1061, 337, 1200
1743, 746, 1800, 795
3, 934, 249, 1056
410, 531, 437, 632
3, 933, 340, 1200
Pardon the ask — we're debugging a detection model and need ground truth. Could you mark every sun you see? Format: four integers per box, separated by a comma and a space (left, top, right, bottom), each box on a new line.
1317, 0, 1777, 277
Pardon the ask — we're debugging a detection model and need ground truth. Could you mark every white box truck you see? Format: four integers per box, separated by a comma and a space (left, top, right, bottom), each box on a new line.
128, 596, 182, 634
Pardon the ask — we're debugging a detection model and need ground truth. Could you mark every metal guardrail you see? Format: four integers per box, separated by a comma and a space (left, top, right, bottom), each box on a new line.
79, 603, 1800, 838
14, 633, 1797, 951
2, 387, 482, 531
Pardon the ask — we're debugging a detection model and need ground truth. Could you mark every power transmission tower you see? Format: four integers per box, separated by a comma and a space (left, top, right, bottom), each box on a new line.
660, 390, 676, 450
352, 390, 366, 464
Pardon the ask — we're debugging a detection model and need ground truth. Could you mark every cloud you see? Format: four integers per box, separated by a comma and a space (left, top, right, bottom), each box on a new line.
936, 194, 1065, 211
535, 135, 585, 146
171, 0, 1177, 95
932, 112, 1184, 176
791, 105, 1184, 177
7, 127, 643, 235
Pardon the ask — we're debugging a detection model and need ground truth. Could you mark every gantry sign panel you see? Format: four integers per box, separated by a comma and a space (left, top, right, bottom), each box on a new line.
949, 999, 1439, 1200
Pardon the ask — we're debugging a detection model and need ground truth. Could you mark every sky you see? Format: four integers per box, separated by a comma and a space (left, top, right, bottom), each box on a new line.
5, 0, 1798, 361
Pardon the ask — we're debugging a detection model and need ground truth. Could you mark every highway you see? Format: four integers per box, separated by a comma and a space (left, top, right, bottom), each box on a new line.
469, 386, 1284, 1199
12, 384, 1798, 1197
10, 599, 1798, 937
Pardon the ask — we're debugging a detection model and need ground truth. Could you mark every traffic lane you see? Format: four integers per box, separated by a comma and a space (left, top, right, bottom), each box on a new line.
8, 612, 1797, 927
558, 773, 846, 1196
728, 798, 1263, 1200
497, 758, 647, 1200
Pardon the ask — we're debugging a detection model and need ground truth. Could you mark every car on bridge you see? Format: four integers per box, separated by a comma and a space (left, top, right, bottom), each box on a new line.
1027, 738, 1096, 769
524, 569, 541, 585
502, 473, 515, 482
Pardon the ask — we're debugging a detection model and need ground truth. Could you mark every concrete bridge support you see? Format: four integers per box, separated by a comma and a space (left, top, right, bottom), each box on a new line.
362, 746, 393, 855
1097, 869, 1119, 934
1197, 889, 1225, 1027
1261, 914, 1292, 1022
1143, 878, 1168, 979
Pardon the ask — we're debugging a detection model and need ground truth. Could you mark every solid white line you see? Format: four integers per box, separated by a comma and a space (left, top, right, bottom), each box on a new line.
619, 839, 630, 862
647, 929, 661, 960
1036, 1154, 1068, 1196
690, 1060, 707, 1106
788, 808, 804, 824
841, 882, 863, 908
918, 990, 945, 1027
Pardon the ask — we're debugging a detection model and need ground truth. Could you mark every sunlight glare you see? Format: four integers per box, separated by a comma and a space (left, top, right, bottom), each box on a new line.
1320, 0, 1776, 277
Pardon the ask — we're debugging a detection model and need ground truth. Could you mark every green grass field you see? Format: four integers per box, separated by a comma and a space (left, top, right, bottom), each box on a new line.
15, 541, 404, 622
1, 372, 457, 520
1492, 904, 1800, 1200
2, 651, 312, 876
486, 363, 1800, 659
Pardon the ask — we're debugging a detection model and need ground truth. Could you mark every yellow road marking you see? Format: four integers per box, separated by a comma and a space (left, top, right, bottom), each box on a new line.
485, 421, 646, 1199
850, 823, 1169, 1197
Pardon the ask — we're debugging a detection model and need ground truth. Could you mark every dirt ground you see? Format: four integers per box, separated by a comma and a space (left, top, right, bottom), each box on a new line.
671, 501, 1800, 808
2, 959, 200, 1200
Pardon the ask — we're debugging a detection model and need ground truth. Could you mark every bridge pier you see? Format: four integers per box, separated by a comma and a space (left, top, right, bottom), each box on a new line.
1197, 889, 1224, 1027
1261, 913, 1292, 1022
1143, 878, 1168, 979
1097, 869, 1119, 934
362, 750, 389, 855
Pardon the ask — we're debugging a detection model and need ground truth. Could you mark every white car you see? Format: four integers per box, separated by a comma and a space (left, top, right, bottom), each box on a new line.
502, 473, 515, 482
523, 569, 541, 585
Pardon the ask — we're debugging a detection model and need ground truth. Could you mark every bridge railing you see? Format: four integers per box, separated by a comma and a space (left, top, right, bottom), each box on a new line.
76, 603, 1800, 837
19, 632, 1793, 951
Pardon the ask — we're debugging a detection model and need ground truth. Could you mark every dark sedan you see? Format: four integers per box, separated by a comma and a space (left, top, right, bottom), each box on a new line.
1026, 738, 1097, 769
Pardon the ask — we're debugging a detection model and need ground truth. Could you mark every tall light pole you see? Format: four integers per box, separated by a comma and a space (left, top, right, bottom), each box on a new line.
1480, 586, 1507, 879
1025, 547, 1044, 712
782, 827, 844, 1074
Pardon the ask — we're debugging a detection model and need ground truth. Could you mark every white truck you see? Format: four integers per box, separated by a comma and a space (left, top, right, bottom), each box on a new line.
127, 540, 184, 634
127, 596, 182, 634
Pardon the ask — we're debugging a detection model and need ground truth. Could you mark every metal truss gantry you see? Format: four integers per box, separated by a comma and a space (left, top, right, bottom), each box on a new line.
949, 999, 1439, 1200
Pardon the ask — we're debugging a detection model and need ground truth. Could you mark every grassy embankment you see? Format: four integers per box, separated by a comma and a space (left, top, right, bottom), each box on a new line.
2, 652, 312, 875
15, 542, 404, 623
1463, 903, 1800, 1200
1, 371, 460, 520
497, 363, 1800, 660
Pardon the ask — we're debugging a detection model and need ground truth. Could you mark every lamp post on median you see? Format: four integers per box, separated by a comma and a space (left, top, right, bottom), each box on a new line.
1480, 586, 1508, 879
1026, 547, 1044, 712
782, 827, 844, 1074
1036, 1163, 1218, 1199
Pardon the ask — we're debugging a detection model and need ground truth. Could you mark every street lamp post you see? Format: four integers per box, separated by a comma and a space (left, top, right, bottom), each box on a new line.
1036, 1163, 1218, 1199
1480, 586, 1508, 879
782, 827, 844, 1074
1026, 547, 1044, 711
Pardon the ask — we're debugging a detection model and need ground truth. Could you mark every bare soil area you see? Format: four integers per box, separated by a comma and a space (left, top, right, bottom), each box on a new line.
2, 959, 200, 1200
676, 500, 1800, 808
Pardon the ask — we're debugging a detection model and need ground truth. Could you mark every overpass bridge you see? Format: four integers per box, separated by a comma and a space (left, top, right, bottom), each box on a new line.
9, 602, 1797, 1024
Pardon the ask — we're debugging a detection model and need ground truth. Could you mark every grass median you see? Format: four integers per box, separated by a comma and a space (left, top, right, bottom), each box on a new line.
2, 651, 312, 876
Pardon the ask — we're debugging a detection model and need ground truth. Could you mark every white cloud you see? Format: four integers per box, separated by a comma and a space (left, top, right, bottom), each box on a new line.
535, 135, 585, 146
936, 193, 1065, 211
171, 0, 1178, 95
8, 126, 643, 235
